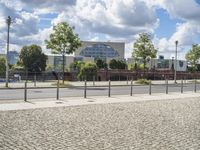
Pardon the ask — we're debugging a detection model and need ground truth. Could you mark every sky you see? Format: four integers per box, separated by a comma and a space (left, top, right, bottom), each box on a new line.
0, 0, 200, 60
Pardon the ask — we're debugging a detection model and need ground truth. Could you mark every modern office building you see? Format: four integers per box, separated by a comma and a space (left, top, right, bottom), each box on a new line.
75, 41, 125, 61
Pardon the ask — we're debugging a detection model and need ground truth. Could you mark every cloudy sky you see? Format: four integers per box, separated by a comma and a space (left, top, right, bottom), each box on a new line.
0, 0, 200, 60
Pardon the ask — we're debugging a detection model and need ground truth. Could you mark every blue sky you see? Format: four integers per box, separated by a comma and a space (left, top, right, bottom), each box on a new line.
1, 0, 200, 60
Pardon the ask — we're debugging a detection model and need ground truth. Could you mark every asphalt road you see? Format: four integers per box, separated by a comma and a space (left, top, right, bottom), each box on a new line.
0, 83, 198, 101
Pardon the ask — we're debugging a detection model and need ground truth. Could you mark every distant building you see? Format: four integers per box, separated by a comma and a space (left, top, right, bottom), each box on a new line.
75, 41, 125, 61
8, 51, 19, 65
127, 57, 187, 71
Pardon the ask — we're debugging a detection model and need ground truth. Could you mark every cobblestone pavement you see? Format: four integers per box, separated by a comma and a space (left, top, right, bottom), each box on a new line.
0, 98, 200, 150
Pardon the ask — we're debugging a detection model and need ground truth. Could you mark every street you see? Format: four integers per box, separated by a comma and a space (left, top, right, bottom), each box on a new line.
0, 83, 198, 101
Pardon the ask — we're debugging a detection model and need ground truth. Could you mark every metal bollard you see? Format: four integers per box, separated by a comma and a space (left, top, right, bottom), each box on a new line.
130, 80, 133, 96
34, 74, 36, 87
108, 80, 111, 97
181, 79, 183, 93
127, 75, 128, 85
24, 81, 27, 102
57, 80, 59, 100
93, 76, 95, 86
166, 79, 168, 94
194, 79, 197, 93
84, 80, 87, 98
149, 80, 152, 95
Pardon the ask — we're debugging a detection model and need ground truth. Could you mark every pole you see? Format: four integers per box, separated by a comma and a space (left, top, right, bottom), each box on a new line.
166, 79, 168, 94
181, 78, 183, 93
130, 80, 133, 96
57, 79, 59, 100
149, 80, 152, 95
108, 80, 111, 97
194, 79, 197, 93
175, 40, 178, 84
84, 80, 87, 98
5, 16, 11, 87
34, 73, 36, 87
24, 81, 27, 102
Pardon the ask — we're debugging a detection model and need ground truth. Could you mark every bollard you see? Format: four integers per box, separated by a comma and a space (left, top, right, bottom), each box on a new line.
24, 81, 27, 102
84, 80, 87, 98
34, 74, 36, 87
194, 79, 197, 93
108, 80, 111, 97
57, 80, 59, 100
127, 75, 128, 85
130, 80, 133, 96
149, 80, 152, 95
181, 79, 183, 93
166, 79, 168, 94
93, 76, 95, 86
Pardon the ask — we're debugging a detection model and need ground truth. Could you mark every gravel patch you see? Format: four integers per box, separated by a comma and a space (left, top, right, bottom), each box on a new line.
0, 98, 200, 150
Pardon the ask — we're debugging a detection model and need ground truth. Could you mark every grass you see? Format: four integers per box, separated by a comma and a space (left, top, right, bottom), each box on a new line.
135, 79, 151, 85
51, 81, 73, 87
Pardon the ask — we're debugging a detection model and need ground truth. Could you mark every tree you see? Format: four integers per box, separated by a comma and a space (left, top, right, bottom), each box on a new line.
78, 62, 97, 81
133, 33, 157, 68
0, 57, 6, 77
19, 44, 47, 73
109, 59, 127, 69
45, 22, 82, 83
185, 44, 200, 72
95, 59, 107, 69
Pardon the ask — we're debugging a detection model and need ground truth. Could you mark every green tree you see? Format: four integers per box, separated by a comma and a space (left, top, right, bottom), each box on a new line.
19, 44, 47, 73
78, 62, 97, 81
95, 59, 107, 69
0, 57, 6, 77
185, 44, 200, 72
45, 22, 81, 83
109, 59, 127, 69
133, 33, 157, 68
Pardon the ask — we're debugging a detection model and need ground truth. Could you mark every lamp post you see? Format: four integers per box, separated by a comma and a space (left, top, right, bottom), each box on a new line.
175, 40, 178, 83
5, 16, 12, 87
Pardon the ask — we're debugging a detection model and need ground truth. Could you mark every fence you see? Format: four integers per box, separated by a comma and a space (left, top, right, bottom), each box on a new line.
0, 79, 198, 102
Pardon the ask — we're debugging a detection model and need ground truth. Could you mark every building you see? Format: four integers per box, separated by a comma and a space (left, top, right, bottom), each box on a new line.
75, 41, 125, 62
127, 57, 187, 71
8, 51, 19, 65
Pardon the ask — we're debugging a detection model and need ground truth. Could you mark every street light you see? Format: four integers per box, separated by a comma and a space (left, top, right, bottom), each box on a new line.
174, 40, 178, 83
5, 16, 12, 87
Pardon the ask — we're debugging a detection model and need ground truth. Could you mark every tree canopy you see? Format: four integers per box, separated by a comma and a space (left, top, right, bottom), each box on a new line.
0, 57, 6, 77
133, 33, 157, 68
78, 62, 97, 81
45, 22, 81, 83
185, 44, 200, 72
109, 59, 127, 69
95, 59, 107, 69
19, 44, 47, 73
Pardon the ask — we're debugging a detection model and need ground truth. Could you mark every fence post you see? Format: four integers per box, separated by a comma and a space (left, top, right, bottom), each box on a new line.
149, 80, 152, 95
34, 74, 36, 87
57, 80, 59, 100
181, 78, 183, 93
93, 76, 95, 86
194, 79, 197, 93
108, 80, 111, 97
166, 79, 168, 94
130, 80, 133, 96
84, 80, 87, 98
24, 81, 27, 102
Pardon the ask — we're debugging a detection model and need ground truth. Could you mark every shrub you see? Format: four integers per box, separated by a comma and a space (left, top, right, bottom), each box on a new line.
135, 79, 150, 85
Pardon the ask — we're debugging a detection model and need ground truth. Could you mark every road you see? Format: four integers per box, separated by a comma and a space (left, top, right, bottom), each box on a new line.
0, 83, 198, 101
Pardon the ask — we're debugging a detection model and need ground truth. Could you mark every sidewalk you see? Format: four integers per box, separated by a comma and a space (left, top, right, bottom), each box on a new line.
0, 92, 199, 111
0, 79, 195, 89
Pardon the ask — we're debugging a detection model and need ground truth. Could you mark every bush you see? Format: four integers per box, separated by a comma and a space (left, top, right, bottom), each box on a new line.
135, 79, 150, 85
